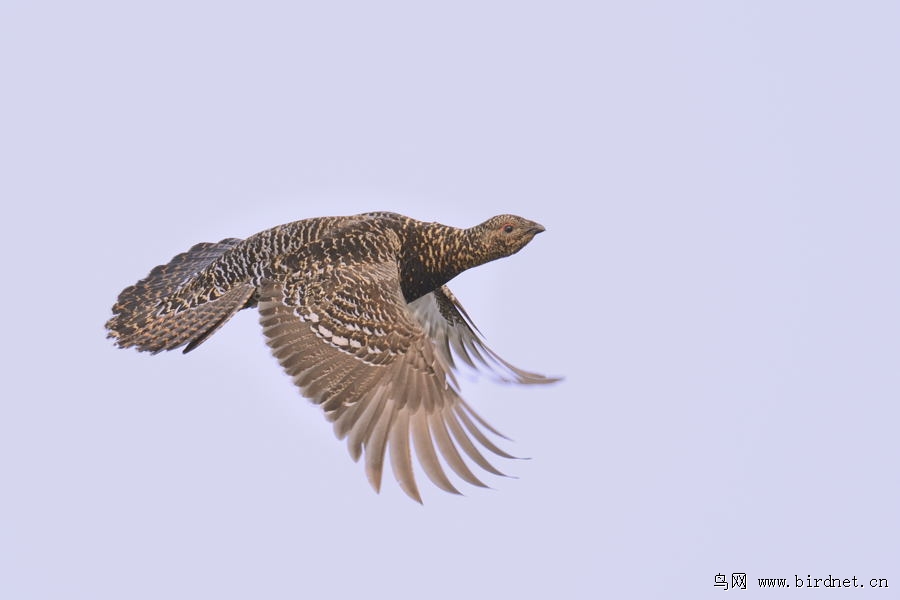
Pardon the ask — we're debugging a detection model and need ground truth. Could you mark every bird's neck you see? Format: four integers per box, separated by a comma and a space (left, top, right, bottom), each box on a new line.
400, 222, 488, 301
431, 223, 493, 274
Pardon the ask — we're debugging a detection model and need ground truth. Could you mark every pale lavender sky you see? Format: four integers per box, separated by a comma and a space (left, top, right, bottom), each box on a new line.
2, 2, 898, 598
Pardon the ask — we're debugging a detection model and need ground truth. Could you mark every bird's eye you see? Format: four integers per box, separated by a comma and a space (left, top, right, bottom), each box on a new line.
502, 224, 514, 234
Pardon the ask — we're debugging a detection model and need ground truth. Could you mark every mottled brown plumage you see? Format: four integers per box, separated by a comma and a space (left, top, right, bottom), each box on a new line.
107, 212, 558, 502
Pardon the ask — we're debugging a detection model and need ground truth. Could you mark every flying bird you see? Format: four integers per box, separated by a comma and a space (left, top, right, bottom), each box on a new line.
106, 212, 558, 502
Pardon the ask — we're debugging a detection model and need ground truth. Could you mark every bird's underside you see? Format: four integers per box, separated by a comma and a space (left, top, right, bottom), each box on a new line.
106, 212, 558, 502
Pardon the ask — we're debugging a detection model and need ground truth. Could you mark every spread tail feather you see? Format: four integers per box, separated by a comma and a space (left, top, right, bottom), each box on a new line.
106, 239, 253, 354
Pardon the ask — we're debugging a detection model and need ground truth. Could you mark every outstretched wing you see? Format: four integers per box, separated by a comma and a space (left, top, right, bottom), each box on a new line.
409, 286, 560, 385
257, 253, 514, 503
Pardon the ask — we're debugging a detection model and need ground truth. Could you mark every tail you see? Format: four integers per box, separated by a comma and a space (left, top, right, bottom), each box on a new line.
106, 238, 256, 354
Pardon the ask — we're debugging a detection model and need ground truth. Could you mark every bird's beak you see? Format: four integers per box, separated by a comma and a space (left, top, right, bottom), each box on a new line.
528, 222, 546, 235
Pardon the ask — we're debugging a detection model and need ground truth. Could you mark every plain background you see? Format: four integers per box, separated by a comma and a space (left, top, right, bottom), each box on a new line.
2, 1, 897, 598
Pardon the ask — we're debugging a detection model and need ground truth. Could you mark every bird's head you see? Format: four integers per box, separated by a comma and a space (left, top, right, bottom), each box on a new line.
474, 214, 546, 259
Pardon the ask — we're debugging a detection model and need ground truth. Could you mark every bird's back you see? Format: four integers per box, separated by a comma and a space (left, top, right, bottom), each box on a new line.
106, 212, 411, 353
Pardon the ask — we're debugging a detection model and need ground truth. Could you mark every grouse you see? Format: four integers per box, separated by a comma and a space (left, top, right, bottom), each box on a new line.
106, 212, 558, 502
